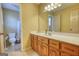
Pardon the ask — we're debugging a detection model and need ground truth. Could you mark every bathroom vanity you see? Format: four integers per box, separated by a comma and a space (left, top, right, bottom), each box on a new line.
30, 32, 79, 56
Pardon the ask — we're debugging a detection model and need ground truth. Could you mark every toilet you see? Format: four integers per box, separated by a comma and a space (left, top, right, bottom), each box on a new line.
8, 33, 16, 46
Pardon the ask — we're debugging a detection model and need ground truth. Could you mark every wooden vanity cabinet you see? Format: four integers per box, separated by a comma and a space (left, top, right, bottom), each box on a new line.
31, 34, 79, 56
49, 39, 60, 56
60, 42, 79, 56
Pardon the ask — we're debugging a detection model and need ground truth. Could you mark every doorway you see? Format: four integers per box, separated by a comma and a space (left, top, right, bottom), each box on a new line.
2, 3, 21, 52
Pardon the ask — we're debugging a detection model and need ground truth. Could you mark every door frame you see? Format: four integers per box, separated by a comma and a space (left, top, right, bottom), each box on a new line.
0, 4, 23, 53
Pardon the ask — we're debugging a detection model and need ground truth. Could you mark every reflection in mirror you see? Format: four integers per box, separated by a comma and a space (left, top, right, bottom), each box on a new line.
42, 3, 79, 34
48, 15, 61, 32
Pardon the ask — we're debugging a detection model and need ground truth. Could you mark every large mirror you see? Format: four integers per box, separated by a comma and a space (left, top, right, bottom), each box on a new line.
39, 3, 79, 34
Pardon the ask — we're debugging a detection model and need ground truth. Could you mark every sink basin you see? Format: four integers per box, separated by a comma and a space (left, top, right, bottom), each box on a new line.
38, 31, 52, 36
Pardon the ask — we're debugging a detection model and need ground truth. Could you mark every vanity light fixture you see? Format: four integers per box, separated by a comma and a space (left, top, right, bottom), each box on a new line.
44, 3, 62, 12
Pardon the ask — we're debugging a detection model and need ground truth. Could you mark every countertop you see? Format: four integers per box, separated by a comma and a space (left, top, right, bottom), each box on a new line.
31, 31, 79, 46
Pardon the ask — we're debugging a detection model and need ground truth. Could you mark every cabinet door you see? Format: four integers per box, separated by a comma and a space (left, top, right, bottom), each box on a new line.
49, 47, 60, 56
38, 40, 42, 55
41, 43, 48, 56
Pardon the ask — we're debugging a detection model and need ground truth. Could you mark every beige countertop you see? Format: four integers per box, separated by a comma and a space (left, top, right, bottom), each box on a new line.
31, 31, 79, 46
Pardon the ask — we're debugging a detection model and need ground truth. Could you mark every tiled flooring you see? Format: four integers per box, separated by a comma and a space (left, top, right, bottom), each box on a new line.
5, 44, 21, 52
7, 49, 39, 56
4, 43, 38, 56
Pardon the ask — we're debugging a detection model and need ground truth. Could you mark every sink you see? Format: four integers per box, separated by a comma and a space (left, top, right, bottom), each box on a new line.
38, 31, 52, 36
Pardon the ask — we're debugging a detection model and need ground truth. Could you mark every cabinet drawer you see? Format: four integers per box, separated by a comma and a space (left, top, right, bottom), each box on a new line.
41, 37, 48, 44
38, 36, 48, 44
49, 39, 60, 49
61, 42, 79, 56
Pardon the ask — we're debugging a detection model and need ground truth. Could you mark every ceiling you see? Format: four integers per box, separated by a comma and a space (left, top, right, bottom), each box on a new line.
1, 3, 19, 12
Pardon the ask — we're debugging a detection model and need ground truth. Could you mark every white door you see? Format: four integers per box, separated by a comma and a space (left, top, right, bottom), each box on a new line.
0, 4, 5, 53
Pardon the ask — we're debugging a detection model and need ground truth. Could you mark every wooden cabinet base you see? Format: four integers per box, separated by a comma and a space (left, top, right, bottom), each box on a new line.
31, 34, 79, 56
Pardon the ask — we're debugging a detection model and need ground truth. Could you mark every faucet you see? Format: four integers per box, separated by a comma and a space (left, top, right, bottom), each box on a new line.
45, 29, 52, 36
45, 29, 47, 34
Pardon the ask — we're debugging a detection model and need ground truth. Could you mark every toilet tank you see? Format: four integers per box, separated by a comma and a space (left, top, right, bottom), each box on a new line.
8, 33, 16, 38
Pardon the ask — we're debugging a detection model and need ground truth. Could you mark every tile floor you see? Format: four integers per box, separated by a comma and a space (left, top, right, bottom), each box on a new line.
4, 43, 39, 56
5, 44, 21, 52
7, 49, 39, 56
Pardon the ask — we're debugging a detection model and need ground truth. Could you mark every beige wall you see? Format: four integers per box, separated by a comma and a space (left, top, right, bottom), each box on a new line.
20, 4, 48, 51
53, 4, 79, 33
20, 4, 39, 51
3, 8, 19, 36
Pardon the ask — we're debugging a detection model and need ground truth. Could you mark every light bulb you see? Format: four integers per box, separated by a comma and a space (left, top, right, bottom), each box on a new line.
44, 6, 48, 10
54, 6, 57, 8
51, 3, 54, 6
58, 4, 62, 7
47, 5, 51, 8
